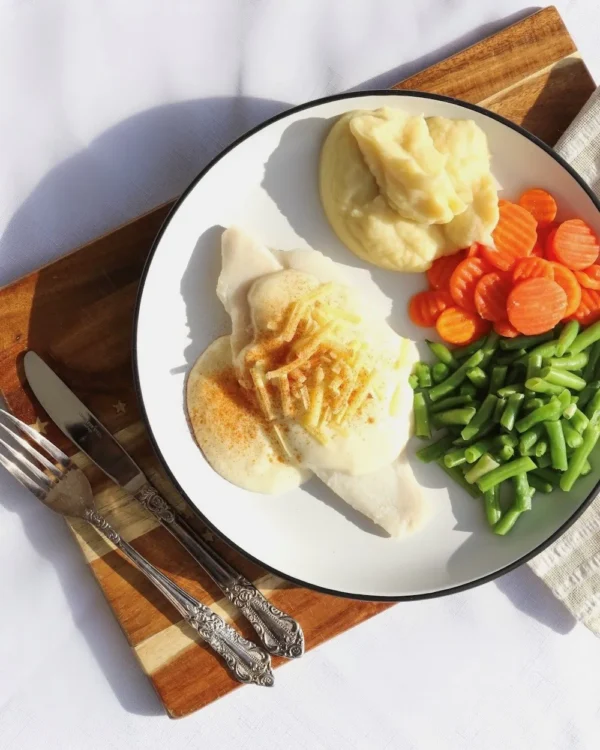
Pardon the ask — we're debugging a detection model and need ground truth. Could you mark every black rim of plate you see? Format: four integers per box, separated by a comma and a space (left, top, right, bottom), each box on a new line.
132, 89, 600, 602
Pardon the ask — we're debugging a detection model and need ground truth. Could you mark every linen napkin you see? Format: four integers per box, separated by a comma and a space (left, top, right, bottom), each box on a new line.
528, 87, 600, 635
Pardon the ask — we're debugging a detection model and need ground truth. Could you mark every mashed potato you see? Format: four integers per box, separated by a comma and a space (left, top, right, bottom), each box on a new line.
319, 107, 499, 272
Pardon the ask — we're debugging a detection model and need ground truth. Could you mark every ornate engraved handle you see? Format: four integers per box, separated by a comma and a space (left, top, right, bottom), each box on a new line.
134, 484, 305, 659
84, 508, 274, 686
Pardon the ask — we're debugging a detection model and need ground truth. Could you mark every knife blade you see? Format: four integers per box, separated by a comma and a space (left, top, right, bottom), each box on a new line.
24, 350, 305, 658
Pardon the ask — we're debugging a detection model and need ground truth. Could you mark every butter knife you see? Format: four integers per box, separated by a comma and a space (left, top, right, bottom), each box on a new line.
24, 351, 305, 659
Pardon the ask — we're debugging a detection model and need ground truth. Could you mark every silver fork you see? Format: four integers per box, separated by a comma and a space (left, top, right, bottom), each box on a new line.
0, 410, 274, 687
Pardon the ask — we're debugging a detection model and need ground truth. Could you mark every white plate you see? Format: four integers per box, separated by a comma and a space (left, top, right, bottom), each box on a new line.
134, 91, 600, 600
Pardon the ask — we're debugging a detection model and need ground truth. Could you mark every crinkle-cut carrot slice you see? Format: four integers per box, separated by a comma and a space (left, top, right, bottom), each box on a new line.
449, 257, 491, 312
550, 262, 582, 318
408, 290, 453, 327
435, 306, 490, 346
466, 243, 480, 257
507, 278, 567, 335
487, 201, 538, 271
512, 256, 554, 283
494, 319, 520, 338
550, 219, 600, 270
518, 188, 557, 226
569, 287, 600, 326
574, 265, 600, 290
426, 251, 466, 290
474, 272, 512, 322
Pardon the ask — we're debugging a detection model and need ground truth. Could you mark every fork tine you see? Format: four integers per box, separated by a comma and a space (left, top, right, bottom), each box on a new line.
0, 422, 63, 478
0, 410, 70, 467
0, 451, 48, 500
0, 436, 55, 491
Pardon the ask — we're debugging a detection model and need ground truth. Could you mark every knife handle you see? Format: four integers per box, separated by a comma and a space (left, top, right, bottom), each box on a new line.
134, 483, 305, 659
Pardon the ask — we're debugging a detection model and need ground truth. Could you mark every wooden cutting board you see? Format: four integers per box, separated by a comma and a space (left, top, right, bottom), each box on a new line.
0, 6, 595, 718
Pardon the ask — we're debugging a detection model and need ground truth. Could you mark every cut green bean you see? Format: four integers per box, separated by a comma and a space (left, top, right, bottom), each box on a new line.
527, 353, 543, 381
540, 367, 586, 391
489, 365, 508, 395
583, 340, 600, 381
444, 449, 467, 469
544, 420, 568, 471
558, 388, 572, 412
416, 434, 456, 463
581, 460, 593, 477
428, 350, 485, 402
426, 340, 459, 370
495, 349, 527, 366
524, 397, 546, 413
500, 392, 525, 432
505, 366, 523, 386
577, 380, 600, 410
561, 419, 584, 449
499, 331, 554, 350
545, 352, 588, 371
525, 377, 565, 396
569, 319, 600, 354
498, 444, 515, 462
584, 390, 600, 424
556, 320, 579, 357
413, 391, 431, 438
460, 384, 477, 398
513, 472, 533, 512
484, 485, 502, 526
452, 422, 496, 447
493, 397, 507, 422
515, 342, 558, 365
515, 398, 561, 433
430, 395, 474, 414
465, 438, 494, 464
436, 460, 482, 498
408, 374, 419, 390
416, 363, 432, 388
569, 408, 589, 434
461, 394, 498, 441
465, 454, 500, 484
528, 474, 553, 494
497, 384, 524, 398
477, 456, 537, 493
494, 508, 523, 535
466, 366, 488, 389
453, 336, 487, 360
495, 434, 519, 449
480, 331, 500, 366
534, 440, 548, 458
532, 467, 561, 486
563, 402, 577, 420
560, 424, 600, 491
535, 453, 552, 468
433, 407, 477, 427
518, 423, 545, 455
432, 362, 450, 383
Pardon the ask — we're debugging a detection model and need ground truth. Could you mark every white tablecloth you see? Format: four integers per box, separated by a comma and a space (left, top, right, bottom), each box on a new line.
1, 2, 600, 748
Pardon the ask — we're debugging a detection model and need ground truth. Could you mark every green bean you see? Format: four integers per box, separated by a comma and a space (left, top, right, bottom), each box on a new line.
460, 384, 477, 398
465, 454, 500, 484
518, 423, 545, 455
583, 340, 600, 381
499, 331, 554, 350
416, 434, 456, 463
489, 365, 508, 395
568, 407, 589, 434
480, 331, 500, 366
543, 420, 568, 471
561, 419, 584, 449
432, 362, 450, 384
494, 508, 523, 535
515, 397, 562, 433
545, 352, 588, 371
581, 460, 593, 477
477, 456, 536, 493
513, 472, 533, 512
495, 434, 519, 448
556, 320, 580, 357
461, 394, 498, 441
524, 397, 546, 413
535, 453, 552, 468
500, 393, 525, 432
577, 380, 600, 410
493, 397, 507, 422
569, 319, 600, 354
413, 392, 431, 438
563, 402, 577, 420
584, 389, 600, 424
453, 336, 487, 360
515, 342, 558, 365
540, 367, 587, 391
495, 349, 527, 366
443, 448, 468, 468
498, 444, 515, 462
436, 460, 482, 498
526, 353, 543, 381
534, 440, 548, 458
558, 388, 572, 412
409, 374, 419, 390
484, 485, 502, 526
433, 407, 477, 427
466, 366, 488, 389
525, 377, 565, 396
497, 384, 524, 398
505, 366, 523, 386
560, 424, 600, 491
532, 467, 561, 486
430, 395, 474, 414
428, 350, 485, 402
426, 340, 459, 370
528, 474, 553, 494
452, 422, 496, 447
465, 438, 494, 464
416, 363, 432, 388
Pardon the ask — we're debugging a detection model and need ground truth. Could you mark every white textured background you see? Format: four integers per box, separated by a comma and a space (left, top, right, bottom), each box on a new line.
1, 2, 600, 748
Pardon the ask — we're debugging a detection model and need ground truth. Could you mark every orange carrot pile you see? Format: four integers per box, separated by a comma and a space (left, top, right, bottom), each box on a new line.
408, 189, 600, 344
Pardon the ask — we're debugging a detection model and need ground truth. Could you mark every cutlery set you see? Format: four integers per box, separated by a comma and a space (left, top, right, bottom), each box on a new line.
0, 351, 304, 686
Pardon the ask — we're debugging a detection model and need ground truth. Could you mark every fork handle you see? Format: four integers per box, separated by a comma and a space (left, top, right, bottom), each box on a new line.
134, 483, 305, 659
84, 509, 273, 687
